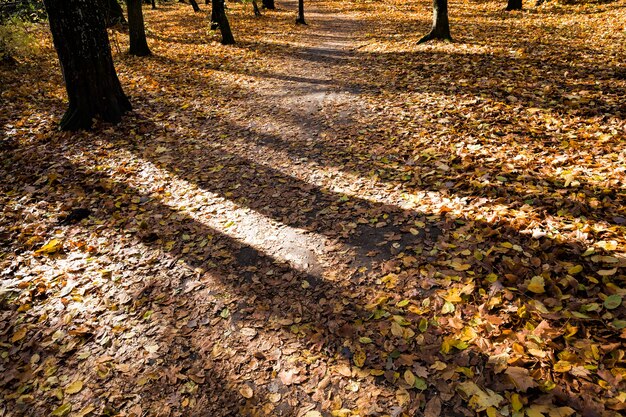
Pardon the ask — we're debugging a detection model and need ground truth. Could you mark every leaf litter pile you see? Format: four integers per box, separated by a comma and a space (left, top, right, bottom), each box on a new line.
1, 0, 626, 416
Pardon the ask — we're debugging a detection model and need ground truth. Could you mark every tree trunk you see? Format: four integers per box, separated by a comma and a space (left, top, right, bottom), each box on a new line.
42, 0, 131, 131
151, 0, 156, 9
106, 0, 127, 27
262, 0, 275, 10
211, 0, 235, 45
127, 0, 151, 56
189, 0, 201, 12
253, 0, 261, 16
295, 0, 306, 24
418, 0, 452, 44
506, 0, 522, 10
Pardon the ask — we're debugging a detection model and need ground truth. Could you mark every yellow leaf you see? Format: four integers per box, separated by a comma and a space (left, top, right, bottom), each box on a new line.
553, 361, 572, 373
596, 240, 617, 251
65, 380, 83, 395
11, 327, 27, 343
391, 322, 404, 337
75, 405, 95, 417
51, 403, 72, 417
548, 407, 575, 417
404, 369, 416, 387
304, 412, 323, 417
567, 265, 583, 275
239, 385, 254, 399
35, 238, 63, 255
268, 393, 281, 403
396, 387, 410, 406
527, 276, 545, 294
353, 350, 366, 367
443, 288, 463, 303
511, 393, 523, 411
526, 405, 547, 417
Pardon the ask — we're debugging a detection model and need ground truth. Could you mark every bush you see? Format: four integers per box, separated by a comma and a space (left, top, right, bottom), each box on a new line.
0, 16, 39, 62
0, 1, 46, 24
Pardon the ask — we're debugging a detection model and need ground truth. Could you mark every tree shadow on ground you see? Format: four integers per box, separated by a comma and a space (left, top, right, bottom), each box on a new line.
1, 118, 619, 416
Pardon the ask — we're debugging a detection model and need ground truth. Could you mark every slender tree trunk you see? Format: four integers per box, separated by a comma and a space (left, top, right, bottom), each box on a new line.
262, 0, 275, 10
211, 0, 235, 45
106, 0, 127, 27
418, 0, 452, 44
151, 0, 156, 9
253, 0, 261, 16
189, 0, 201, 12
127, 0, 151, 56
506, 0, 522, 10
295, 0, 306, 24
42, 0, 131, 131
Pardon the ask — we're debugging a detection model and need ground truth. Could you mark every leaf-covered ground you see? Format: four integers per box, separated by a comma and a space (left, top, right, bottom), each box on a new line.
1, 1, 626, 416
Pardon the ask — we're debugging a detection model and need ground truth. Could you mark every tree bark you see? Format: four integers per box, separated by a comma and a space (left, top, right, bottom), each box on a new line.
43, 0, 131, 131
127, 0, 151, 56
418, 0, 452, 44
211, 0, 235, 45
262, 0, 275, 10
151, 0, 156, 9
506, 0, 522, 10
295, 0, 306, 24
189, 0, 201, 12
253, 0, 261, 16
106, 0, 127, 27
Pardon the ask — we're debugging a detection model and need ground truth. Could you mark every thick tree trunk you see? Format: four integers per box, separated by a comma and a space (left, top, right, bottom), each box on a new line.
262, 0, 275, 10
106, 0, 127, 27
506, 0, 522, 10
295, 0, 306, 24
211, 0, 235, 45
253, 0, 261, 16
43, 0, 131, 131
418, 0, 452, 44
127, 0, 151, 56
189, 0, 201, 12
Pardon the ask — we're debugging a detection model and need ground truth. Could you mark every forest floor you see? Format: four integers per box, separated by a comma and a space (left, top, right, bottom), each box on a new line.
1, 0, 626, 416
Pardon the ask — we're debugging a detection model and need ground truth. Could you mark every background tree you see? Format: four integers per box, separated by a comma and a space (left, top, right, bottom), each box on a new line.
418, 0, 452, 44
262, 0, 275, 10
180, 0, 201, 12
296, 0, 305, 24
211, 0, 235, 44
106, 0, 127, 27
42, 0, 131, 130
506, 0, 522, 10
127, 0, 151, 56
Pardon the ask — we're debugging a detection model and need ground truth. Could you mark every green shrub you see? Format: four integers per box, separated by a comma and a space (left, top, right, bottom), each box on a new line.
0, 16, 39, 61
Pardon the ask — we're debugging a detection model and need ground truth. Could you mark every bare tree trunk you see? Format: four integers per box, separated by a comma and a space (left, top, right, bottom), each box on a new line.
262, 0, 275, 10
295, 0, 306, 24
253, 0, 261, 16
42, 0, 131, 130
127, 0, 151, 56
106, 0, 127, 27
506, 0, 522, 10
418, 0, 452, 44
189, 0, 201, 12
211, 0, 235, 45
